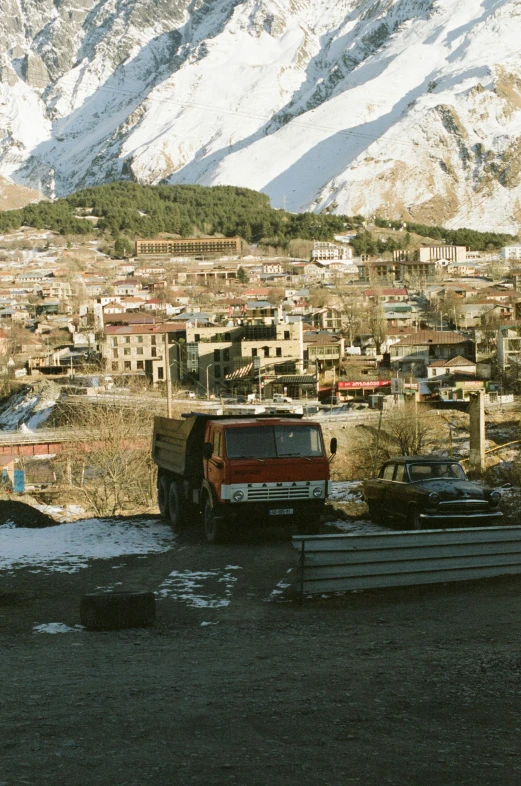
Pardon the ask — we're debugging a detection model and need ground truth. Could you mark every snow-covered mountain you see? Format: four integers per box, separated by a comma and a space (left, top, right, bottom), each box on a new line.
2, 0, 521, 232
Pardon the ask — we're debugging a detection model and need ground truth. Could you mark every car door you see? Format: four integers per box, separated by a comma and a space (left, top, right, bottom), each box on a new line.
388, 463, 409, 523
372, 462, 395, 505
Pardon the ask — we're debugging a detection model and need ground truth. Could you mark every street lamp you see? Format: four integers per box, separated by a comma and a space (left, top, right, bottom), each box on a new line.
206, 363, 213, 400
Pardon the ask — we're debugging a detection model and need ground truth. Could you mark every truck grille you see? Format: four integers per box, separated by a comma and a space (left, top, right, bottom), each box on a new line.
247, 487, 310, 501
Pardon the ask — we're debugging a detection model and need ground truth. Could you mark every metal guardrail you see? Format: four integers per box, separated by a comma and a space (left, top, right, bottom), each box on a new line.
293, 526, 521, 596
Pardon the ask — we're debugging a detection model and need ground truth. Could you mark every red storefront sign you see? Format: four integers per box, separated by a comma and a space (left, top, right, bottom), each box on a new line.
337, 380, 391, 389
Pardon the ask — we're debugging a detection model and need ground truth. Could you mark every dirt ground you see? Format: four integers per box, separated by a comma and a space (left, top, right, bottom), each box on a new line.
2, 516, 521, 786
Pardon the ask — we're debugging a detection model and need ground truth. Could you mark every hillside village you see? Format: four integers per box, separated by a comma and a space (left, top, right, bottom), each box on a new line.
0, 216, 521, 410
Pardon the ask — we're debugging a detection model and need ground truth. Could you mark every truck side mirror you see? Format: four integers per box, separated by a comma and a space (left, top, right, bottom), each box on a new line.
330, 437, 337, 455
203, 442, 213, 460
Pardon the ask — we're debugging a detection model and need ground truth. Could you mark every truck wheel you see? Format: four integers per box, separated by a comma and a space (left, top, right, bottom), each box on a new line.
157, 474, 170, 519
407, 505, 422, 530
204, 497, 227, 544
168, 481, 184, 531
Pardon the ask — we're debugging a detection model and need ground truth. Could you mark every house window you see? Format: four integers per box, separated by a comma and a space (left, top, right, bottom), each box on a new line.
284, 331, 290, 340
151, 336, 157, 345
113, 349, 119, 359
223, 367, 230, 377
124, 361, 131, 370
124, 336, 130, 344
136, 361, 144, 370
194, 334, 200, 342
136, 347, 143, 355
137, 336, 143, 343
151, 347, 157, 358
251, 348, 257, 357
124, 348, 131, 356
112, 337, 118, 347
214, 366, 221, 378
157, 367, 164, 380
111, 362, 118, 371
223, 348, 230, 361
263, 347, 270, 358
214, 349, 220, 361
276, 347, 282, 357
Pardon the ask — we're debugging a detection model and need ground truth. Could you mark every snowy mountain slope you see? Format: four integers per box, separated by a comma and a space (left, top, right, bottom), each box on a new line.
1, 0, 521, 231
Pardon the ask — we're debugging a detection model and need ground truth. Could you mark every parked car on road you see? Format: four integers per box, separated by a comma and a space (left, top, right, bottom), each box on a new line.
363, 456, 502, 529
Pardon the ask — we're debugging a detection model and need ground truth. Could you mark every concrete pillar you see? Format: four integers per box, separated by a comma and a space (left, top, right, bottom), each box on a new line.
468, 391, 485, 476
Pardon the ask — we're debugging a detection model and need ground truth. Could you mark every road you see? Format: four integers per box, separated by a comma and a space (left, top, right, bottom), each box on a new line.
2, 512, 521, 786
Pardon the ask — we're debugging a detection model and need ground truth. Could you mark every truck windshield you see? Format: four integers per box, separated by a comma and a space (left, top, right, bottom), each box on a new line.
225, 425, 324, 459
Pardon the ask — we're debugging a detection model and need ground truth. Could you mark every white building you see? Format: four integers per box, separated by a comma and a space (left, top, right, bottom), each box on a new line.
311, 242, 352, 261
500, 245, 521, 261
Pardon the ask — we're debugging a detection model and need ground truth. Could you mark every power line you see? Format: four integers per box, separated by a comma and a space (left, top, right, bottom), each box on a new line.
4, 71, 520, 233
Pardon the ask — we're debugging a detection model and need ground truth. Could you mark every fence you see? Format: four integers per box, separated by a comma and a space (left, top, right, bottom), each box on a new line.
293, 526, 521, 596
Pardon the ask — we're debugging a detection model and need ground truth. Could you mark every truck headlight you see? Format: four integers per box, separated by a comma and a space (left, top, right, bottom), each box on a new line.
233, 490, 245, 501
312, 487, 323, 498
428, 492, 440, 506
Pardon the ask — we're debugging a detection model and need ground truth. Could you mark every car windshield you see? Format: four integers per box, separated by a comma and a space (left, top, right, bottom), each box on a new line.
407, 463, 466, 481
225, 425, 324, 459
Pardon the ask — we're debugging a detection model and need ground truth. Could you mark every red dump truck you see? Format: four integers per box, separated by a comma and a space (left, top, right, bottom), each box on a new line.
152, 413, 337, 543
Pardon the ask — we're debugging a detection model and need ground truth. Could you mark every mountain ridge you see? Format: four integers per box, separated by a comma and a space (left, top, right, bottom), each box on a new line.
1, 0, 521, 233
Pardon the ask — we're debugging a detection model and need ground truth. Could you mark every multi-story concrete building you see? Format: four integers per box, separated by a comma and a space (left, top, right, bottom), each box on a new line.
389, 330, 475, 374
501, 245, 521, 261
311, 242, 352, 261
103, 322, 186, 380
135, 237, 242, 257
497, 325, 521, 370
394, 246, 467, 264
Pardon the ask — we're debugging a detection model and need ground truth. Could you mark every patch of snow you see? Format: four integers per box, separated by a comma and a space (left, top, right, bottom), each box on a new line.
329, 481, 363, 502
0, 517, 174, 574
157, 567, 242, 608
33, 623, 84, 634
324, 518, 388, 534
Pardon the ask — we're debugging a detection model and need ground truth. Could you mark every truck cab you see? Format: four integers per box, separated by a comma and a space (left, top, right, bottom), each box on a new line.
153, 414, 335, 543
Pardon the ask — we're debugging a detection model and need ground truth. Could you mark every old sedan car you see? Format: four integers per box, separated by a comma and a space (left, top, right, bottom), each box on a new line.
363, 456, 502, 529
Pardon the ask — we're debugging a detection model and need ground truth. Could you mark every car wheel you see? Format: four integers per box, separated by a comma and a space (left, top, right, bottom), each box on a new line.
157, 473, 170, 519
168, 481, 184, 531
407, 505, 422, 530
367, 500, 383, 524
204, 496, 227, 544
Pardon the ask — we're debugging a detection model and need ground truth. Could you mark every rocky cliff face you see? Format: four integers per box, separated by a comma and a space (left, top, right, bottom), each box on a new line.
1, 0, 521, 232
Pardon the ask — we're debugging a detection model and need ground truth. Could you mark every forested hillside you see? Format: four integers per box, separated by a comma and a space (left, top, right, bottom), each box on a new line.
0, 181, 515, 251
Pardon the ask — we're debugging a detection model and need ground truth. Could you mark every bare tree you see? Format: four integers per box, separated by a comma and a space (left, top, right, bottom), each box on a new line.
366, 302, 387, 354
355, 403, 447, 477
56, 401, 157, 516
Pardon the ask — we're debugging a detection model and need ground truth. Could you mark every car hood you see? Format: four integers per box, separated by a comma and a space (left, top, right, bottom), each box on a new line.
412, 479, 486, 500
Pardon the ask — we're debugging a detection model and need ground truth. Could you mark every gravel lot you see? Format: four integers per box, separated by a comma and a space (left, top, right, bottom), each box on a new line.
2, 510, 521, 786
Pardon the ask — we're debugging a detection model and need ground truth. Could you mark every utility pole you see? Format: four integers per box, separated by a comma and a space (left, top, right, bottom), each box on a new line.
164, 332, 172, 418
206, 363, 213, 400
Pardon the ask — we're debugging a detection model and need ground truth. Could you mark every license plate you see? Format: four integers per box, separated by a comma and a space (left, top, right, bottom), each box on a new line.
269, 508, 294, 516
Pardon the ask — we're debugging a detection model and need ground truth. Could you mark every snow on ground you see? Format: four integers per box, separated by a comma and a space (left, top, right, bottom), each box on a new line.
157, 565, 242, 608
30, 502, 87, 522
33, 623, 84, 634
0, 381, 59, 431
329, 481, 363, 502
324, 518, 388, 535
0, 517, 174, 574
